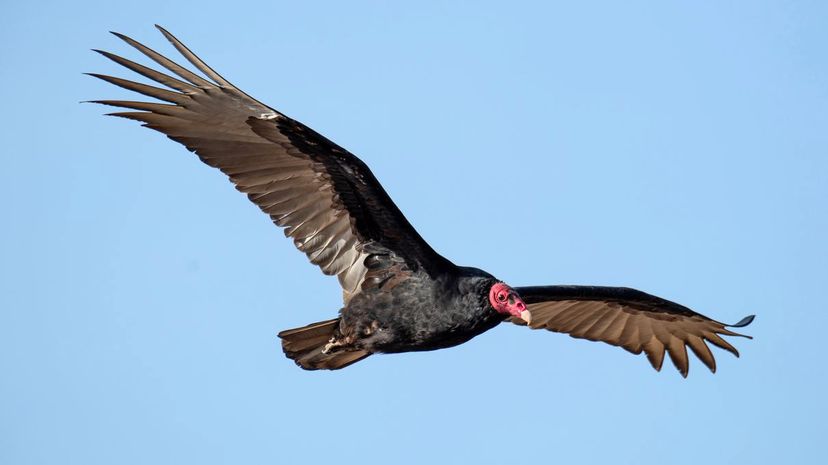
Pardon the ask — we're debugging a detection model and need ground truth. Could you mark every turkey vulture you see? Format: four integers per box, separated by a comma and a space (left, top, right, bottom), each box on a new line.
89, 26, 754, 377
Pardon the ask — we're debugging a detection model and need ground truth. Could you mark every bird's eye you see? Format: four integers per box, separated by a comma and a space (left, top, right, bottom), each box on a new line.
497, 293, 507, 302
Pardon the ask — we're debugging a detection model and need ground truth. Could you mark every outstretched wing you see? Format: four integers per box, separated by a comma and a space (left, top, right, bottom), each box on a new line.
90, 26, 451, 302
508, 285, 754, 377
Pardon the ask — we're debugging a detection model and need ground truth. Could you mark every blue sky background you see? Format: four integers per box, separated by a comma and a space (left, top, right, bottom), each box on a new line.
2, 1, 826, 464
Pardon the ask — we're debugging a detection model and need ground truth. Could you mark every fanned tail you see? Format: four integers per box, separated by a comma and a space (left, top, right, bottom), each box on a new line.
278, 318, 370, 370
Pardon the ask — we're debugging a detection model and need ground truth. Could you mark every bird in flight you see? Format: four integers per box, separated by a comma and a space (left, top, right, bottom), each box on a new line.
90, 26, 754, 376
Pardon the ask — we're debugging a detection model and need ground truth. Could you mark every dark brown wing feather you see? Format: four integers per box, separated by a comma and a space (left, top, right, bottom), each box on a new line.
509, 285, 754, 377
90, 26, 451, 302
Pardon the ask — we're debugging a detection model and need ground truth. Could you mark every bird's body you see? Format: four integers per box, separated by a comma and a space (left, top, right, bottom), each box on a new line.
281, 243, 508, 368
91, 26, 754, 376
339, 266, 502, 354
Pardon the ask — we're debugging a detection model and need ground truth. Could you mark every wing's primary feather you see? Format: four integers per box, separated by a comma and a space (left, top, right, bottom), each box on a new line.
90, 26, 450, 302
509, 285, 754, 377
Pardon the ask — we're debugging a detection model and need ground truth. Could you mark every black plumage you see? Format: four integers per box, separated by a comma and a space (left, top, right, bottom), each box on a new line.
91, 26, 754, 376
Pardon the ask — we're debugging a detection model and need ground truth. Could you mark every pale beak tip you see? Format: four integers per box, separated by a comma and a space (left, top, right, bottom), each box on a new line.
520, 309, 532, 325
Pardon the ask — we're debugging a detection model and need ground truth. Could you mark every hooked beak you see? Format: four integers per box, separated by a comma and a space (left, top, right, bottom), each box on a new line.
510, 294, 532, 324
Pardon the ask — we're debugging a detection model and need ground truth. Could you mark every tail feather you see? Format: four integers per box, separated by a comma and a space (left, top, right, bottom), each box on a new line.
278, 318, 370, 370
279, 319, 338, 354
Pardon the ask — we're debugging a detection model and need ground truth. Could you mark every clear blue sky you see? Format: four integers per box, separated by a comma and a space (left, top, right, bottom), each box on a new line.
2, 1, 826, 464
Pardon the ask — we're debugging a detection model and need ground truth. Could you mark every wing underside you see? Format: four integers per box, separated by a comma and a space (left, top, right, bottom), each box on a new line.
90, 26, 450, 302
510, 285, 754, 376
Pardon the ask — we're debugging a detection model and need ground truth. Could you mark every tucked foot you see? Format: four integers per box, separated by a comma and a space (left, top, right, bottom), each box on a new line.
322, 336, 352, 355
